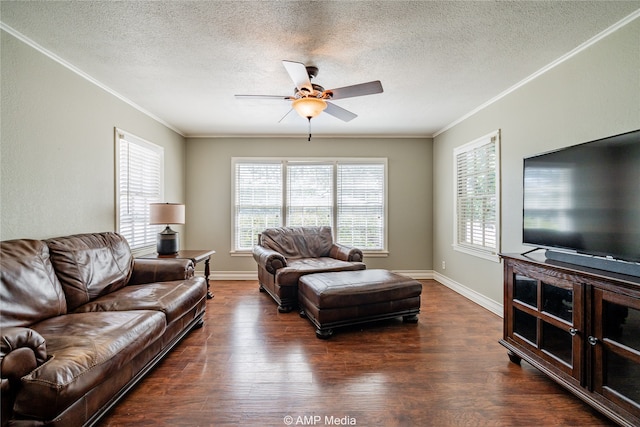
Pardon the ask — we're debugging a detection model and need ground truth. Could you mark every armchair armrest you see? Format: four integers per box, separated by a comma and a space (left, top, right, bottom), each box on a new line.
253, 245, 287, 274
1, 327, 47, 383
329, 243, 363, 262
128, 258, 195, 285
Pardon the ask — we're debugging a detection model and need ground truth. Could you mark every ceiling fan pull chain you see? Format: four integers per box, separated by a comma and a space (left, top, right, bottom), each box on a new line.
307, 117, 312, 142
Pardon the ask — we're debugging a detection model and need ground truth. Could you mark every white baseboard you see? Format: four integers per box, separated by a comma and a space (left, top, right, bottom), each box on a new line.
205, 270, 435, 281
390, 270, 434, 280
201, 268, 503, 318
206, 270, 258, 281
432, 271, 503, 317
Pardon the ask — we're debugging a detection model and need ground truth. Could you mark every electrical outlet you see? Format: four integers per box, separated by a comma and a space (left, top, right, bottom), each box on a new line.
442, 261, 446, 270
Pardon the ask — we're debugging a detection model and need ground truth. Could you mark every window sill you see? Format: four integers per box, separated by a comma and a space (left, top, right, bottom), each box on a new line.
131, 245, 157, 258
363, 250, 389, 258
230, 251, 253, 257
452, 244, 500, 263
230, 250, 389, 257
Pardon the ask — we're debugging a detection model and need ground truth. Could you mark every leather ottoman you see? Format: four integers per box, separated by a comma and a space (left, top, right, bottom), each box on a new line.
298, 269, 422, 338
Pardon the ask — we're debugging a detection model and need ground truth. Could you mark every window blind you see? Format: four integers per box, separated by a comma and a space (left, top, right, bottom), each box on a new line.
234, 162, 283, 250
287, 163, 333, 227
454, 131, 500, 258
232, 158, 387, 252
117, 131, 164, 252
337, 163, 385, 250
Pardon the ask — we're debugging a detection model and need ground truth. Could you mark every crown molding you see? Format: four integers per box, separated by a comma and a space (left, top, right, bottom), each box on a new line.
185, 133, 433, 139
4, 7, 639, 142
434, 9, 640, 138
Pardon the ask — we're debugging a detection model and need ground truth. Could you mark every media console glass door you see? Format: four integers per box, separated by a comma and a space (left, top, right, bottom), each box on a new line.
592, 288, 640, 415
509, 271, 584, 380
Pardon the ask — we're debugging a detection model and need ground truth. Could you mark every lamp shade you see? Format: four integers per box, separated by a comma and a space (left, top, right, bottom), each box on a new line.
149, 203, 185, 225
292, 97, 327, 119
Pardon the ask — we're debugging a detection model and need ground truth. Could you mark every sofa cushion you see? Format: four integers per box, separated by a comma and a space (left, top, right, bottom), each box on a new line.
276, 257, 366, 286
0, 239, 67, 328
14, 310, 166, 420
261, 226, 334, 259
74, 278, 207, 324
46, 232, 134, 311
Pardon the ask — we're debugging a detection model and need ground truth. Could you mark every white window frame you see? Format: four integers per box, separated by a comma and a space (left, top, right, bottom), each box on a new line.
231, 157, 388, 255
115, 128, 164, 255
453, 130, 501, 262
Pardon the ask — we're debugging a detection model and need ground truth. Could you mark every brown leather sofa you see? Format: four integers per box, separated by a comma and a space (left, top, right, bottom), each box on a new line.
0, 232, 207, 427
252, 226, 365, 312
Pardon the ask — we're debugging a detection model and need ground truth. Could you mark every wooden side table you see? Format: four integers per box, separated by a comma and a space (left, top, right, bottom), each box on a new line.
138, 250, 216, 299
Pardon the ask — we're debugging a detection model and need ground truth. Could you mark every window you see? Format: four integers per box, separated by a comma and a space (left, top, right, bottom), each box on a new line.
116, 129, 164, 253
336, 163, 386, 249
453, 130, 500, 261
233, 158, 387, 253
234, 162, 282, 250
287, 163, 333, 226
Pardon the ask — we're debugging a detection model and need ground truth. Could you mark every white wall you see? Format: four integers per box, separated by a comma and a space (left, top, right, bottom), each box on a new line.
433, 18, 640, 306
0, 30, 187, 241
185, 137, 433, 276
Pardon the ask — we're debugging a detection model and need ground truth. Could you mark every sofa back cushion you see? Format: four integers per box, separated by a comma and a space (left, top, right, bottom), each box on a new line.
45, 232, 134, 311
0, 239, 67, 328
260, 226, 334, 259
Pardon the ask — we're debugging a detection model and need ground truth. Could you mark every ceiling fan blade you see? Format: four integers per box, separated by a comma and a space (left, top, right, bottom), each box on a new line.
324, 102, 357, 122
282, 60, 313, 93
235, 94, 291, 100
327, 80, 383, 100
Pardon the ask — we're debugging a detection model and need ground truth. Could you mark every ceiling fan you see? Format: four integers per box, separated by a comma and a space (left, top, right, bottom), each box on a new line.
235, 60, 383, 139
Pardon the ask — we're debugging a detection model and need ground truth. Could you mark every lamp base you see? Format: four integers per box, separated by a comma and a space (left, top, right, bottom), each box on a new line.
157, 226, 179, 255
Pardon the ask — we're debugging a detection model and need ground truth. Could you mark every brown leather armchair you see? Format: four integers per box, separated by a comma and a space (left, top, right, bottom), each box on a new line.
252, 226, 365, 312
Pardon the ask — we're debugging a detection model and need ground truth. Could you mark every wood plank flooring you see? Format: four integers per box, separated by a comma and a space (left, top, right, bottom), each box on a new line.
99, 280, 615, 426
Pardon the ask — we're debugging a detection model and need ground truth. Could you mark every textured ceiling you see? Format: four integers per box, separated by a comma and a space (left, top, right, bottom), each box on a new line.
1, 1, 639, 137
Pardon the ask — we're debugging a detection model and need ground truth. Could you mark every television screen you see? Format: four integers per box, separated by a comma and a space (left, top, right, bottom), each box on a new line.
523, 129, 640, 263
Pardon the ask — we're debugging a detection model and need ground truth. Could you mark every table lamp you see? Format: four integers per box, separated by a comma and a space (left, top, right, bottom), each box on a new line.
149, 203, 185, 255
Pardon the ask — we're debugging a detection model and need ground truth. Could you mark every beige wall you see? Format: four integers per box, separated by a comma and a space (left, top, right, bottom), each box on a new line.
3, 17, 638, 307
1, 28, 433, 275
433, 18, 640, 305
185, 137, 433, 275
0, 30, 187, 241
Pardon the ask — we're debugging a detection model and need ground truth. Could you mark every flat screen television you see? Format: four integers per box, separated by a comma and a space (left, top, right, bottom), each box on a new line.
523, 129, 640, 268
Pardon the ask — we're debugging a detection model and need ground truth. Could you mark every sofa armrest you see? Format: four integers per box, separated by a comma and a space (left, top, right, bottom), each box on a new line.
128, 258, 195, 285
252, 245, 287, 274
329, 243, 364, 262
1, 327, 47, 383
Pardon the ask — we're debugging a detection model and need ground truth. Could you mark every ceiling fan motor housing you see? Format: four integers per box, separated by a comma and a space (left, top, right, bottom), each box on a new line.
294, 83, 329, 99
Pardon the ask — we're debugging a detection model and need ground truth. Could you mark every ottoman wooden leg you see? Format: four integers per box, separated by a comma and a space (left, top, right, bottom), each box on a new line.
300, 309, 334, 339
278, 304, 293, 313
316, 328, 334, 339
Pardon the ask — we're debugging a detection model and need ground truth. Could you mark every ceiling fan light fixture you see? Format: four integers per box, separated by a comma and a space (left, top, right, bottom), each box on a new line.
292, 97, 327, 119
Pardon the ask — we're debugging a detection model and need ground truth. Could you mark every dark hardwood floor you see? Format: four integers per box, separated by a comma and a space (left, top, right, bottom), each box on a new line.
99, 280, 615, 426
